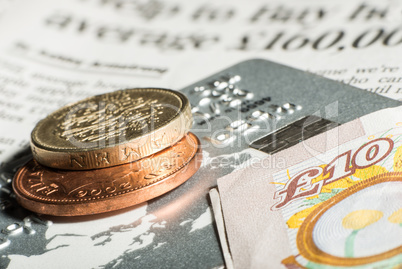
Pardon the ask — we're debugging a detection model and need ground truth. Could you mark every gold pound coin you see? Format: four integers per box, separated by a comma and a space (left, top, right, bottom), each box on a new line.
31, 88, 192, 170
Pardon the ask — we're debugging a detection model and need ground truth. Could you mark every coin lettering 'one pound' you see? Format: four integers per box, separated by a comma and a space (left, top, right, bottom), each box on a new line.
31, 88, 192, 170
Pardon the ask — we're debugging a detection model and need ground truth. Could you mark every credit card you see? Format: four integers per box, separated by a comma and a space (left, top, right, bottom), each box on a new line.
0, 59, 400, 268
184, 59, 399, 156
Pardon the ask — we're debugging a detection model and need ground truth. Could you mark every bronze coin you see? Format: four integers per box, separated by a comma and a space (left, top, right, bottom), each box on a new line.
13, 133, 201, 216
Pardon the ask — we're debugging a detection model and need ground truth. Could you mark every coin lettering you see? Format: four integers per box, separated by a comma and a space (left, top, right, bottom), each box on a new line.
121, 146, 141, 161
90, 189, 102, 196
95, 152, 110, 166
76, 190, 87, 198
105, 186, 116, 193
70, 155, 87, 168
144, 173, 159, 180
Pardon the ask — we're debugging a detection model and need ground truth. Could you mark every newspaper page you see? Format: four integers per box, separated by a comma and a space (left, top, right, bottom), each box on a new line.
0, 0, 12, 19
213, 106, 402, 268
0, 0, 401, 268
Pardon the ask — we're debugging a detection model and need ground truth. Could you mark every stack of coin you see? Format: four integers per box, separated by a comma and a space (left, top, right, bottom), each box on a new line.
12, 88, 202, 216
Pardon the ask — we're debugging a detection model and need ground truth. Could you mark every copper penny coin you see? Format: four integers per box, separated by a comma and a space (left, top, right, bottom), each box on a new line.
13, 133, 201, 216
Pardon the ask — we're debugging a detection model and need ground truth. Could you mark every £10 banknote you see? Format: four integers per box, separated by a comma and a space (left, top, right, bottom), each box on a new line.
210, 106, 402, 269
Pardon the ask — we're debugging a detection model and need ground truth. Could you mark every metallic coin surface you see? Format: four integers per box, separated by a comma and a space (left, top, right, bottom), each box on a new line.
31, 88, 192, 170
14, 133, 201, 216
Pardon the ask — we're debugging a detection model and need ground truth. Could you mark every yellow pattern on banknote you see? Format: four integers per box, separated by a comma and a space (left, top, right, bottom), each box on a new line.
272, 127, 402, 269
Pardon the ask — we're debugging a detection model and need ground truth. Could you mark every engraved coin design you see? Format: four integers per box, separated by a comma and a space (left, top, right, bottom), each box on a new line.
13, 133, 201, 216
31, 88, 192, 170
55, 90, 162, 143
